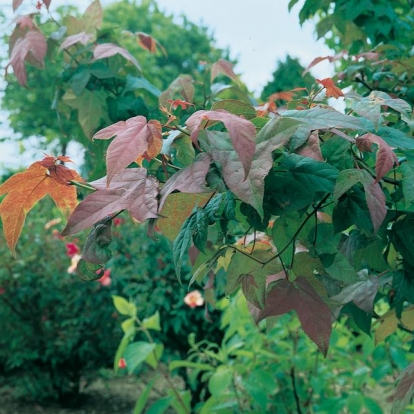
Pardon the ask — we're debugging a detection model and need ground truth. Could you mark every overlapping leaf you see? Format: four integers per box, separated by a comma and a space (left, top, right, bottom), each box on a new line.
62, 168, 159, 236
186, 109, 256, 178
158, 153, 212, 211
93, 116, 162, 186
159, 75, 194, 106
258, 276, 333, 356
93, 43, 141, 71
0, 156, 80, 254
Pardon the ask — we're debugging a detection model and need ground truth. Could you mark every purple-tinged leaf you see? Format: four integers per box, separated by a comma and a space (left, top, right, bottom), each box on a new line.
391, 362, 414, 414
59, 32, 94, 50
258, 276, 332, 356
61, 168, 159, 236
363, 178, 387, 234
359, 133, 398, 183
296, 132, 323, 161
159, 75, 194, 106
210, 59, 238, 83
331, 272, 379, 313
12, 0, 23, 11
186, 110, 256, 179
93, 43, 141, 71
93, 116, 162, 186
158, 153, 212, 211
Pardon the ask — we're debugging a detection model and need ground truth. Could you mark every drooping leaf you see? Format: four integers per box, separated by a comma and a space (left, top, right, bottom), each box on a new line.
94, 116, 162, 185
331, 274, 379, 312
59, 32, 94, 50
210, 59, 238, 83
12, 0, 24, 11
61, 168, 159, 236
186, 109, 256, 179
401, 162, 414, 207
9, 30, 47, 86
392, 362, 414, 414
258, 276, 333, 356
256, 115, 304, 147
359, 133, 398, 183
62, 88, 108, 138
201, 130, 274, 217
158, 153, 212, 211
296, 132, 323, 161
159, 75, 194, 106
81, 216, 113, 265
93, 43, 141, 71
0, 156, 80, 254
136, 32, 167, 56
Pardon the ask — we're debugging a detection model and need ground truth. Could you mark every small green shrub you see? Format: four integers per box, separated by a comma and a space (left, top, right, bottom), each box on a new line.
0, 202, 122, 405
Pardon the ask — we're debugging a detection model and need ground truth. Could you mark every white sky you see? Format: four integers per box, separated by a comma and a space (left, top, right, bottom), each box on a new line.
0, 0, 335, 169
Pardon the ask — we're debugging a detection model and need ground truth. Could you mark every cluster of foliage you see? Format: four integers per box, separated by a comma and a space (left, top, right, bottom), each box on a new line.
2, 0, 414, 412
0, 200, 121, 404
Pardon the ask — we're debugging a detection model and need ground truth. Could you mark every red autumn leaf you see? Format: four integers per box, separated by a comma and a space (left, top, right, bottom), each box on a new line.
210, 59, 238, 83
59, 32, 94, 50
316, 78, 344, 99
166, 99, 195, 110
186, 110, 256, 179
93, 116, 162, 186
136, 32, 167, 57
355, 136, 373, 152
158, 153, 212, 211
61, 168, 159, 236
296, 132, 323, 161
359, 133, 398, 183
93, 43, 141, 71
0, 156, 81, 254
258, 276, 332, 356
303, 52, 345, 75
267, 91, 294, 102
8, 30, 47, 86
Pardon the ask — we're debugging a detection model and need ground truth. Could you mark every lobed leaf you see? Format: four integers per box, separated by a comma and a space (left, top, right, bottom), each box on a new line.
187, 110, 256, 179
94, 116, 162, 185
93, 43, 141, 71
62, 168, 159, 236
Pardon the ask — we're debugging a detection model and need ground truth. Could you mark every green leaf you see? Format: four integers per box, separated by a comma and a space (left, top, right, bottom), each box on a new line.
169, 390, 192, 414
121, 317, 135, 334
90, 61, 116, 79
125, 74, 161, 97
211, 99, 257, 119
169, 360, 215, 372
321, 137, 354, 170
173, 135, 196, 167
334, 169, 364, 200
124, 342, 156, 374
401, 162, 414, 207
133, 376, 159, 414
146, 396, 174, 414
71, 65, 91, 95
281, 154, 339, 194
145, 343, 163, 369
112, 295, 137, 317
142, 311, 161, 331
114, 329, 135, 374
281, 107, 366, 130
208, 366, 234, 396
256, 116, 304, 146
193, 209, 208, 253
325, 253, 359, 284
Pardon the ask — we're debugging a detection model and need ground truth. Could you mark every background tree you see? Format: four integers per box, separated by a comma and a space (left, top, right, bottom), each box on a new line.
260, 54, 314, 102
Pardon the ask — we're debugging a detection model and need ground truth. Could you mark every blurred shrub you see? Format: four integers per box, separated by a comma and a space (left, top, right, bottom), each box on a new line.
0, 202, 122, 405
170, 294, 414, 413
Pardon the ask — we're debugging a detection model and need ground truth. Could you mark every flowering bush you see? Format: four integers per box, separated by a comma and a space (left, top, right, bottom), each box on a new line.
0, 201, 121, 404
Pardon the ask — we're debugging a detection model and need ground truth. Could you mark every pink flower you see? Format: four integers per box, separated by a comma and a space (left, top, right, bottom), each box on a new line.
184, 290, 204, 308
67, 254, 81, 274
118, 358, 127, 369
66, 242, 80, 257
97, 269, 112, 286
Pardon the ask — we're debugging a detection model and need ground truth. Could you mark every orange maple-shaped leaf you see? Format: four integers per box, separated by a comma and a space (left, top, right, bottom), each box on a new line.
0, 157, 81, 255
316, 78, 344, 99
